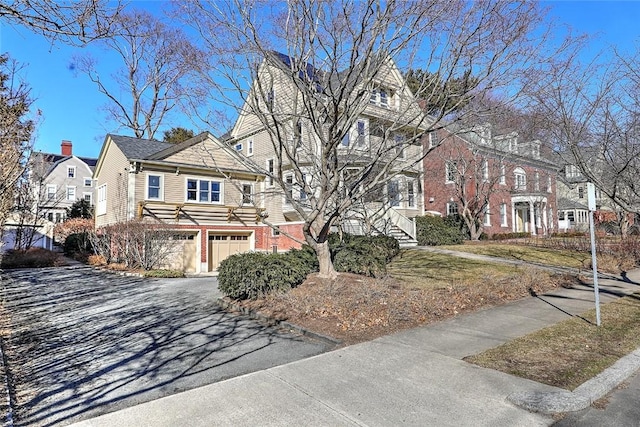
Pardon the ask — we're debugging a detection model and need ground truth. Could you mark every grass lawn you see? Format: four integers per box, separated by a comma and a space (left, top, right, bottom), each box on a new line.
387, 249, 523, 289
440, 243, 591, 269
465, 294, 640, 390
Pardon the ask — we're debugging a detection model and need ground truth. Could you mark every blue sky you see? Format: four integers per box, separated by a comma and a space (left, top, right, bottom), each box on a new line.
1, 1, 639, 159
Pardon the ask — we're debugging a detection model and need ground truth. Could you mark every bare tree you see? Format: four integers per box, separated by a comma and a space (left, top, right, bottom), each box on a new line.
0, 0, 124, 43
176, 0, 557, 278
0, 55, 35, 249
75, 9, 204, 140
525, 45, 640, 227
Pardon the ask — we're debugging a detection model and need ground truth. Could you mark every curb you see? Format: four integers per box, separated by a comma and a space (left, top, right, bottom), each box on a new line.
215, 297, 342, 348
508, 347, 640, 414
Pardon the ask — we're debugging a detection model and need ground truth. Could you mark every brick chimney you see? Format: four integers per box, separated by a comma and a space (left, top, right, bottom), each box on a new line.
61, 140, 72, 156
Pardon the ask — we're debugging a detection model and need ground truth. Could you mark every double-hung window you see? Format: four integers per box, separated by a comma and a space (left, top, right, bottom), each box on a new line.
46, 185, 57, 201
407, 181, 415, 207
187, 178, 222, 203
267, 159, 275, 186
147, 174, 163, 200
66, 186, 76, 201
67, 166, 76, 178
388, 180, 400, 207
500, 203, 508, 227
242, 184, 253, 205
446, 161, 458, 183
446, 202, 458, 216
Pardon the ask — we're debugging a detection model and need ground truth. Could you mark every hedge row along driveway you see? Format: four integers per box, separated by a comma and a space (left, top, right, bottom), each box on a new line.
0, 266, 330, 426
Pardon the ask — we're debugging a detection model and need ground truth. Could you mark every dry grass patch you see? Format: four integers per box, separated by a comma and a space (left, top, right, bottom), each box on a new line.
234, 250, 577, 345
465, 294, 640, 390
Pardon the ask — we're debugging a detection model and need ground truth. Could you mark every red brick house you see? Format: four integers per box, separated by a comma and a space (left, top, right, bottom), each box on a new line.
423, 124, 558, 238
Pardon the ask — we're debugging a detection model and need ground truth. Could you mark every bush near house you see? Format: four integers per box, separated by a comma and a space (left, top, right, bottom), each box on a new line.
0, 248, 64, 269
218, 251, 317, 300
331, 234, 400, 277
415, 215, 466, 246
219, 234, 400, 300
490, 232, 531, 241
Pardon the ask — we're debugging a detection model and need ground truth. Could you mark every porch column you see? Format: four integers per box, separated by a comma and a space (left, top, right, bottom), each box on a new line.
511, 203, 517, 232
542, 202, 548, 235
529, 201, 536, 235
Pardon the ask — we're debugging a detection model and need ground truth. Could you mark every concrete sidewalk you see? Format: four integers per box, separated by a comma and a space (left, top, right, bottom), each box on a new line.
71, 267, 640, 427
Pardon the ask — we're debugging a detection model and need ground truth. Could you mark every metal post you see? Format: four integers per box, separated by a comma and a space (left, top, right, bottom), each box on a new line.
587, 183, 601, 326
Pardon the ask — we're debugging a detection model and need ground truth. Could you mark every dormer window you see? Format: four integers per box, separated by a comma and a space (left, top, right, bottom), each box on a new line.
509, 137, 518, 152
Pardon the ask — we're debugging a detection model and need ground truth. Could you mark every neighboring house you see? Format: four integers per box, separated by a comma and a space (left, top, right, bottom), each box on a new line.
556, 163, 621, 232
423, 124, 558, 237
2, 141, 97, 251
93, 132, 299, 273
227, 52, 425, 246
32, 140, 98, 224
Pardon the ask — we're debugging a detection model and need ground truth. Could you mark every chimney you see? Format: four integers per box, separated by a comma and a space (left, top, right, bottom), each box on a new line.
61, 140, 72, 156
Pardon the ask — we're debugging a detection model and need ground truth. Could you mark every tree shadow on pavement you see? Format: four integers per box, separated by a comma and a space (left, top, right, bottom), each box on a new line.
0, 267, 327, 427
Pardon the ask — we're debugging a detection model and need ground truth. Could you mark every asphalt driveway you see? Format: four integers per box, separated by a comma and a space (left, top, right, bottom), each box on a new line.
0, 266, 331, 426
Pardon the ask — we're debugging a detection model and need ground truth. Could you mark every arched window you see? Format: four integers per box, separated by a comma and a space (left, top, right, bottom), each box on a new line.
514, 167, 527, 190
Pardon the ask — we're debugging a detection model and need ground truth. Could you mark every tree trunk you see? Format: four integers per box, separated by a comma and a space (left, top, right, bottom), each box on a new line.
316, 240, 337, 279
618, 211, 630, 239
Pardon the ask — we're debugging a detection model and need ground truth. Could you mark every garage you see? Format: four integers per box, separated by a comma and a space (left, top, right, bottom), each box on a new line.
208, 233, 251, 271
161, 233, 197, 273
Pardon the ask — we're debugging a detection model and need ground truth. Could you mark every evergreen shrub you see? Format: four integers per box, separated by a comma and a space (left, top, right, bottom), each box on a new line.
218, 251, 316, 300
415, 215, 465, 245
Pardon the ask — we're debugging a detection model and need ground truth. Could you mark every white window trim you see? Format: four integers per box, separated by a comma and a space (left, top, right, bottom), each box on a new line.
185, 177, 224, 205
284, 173, 294, 205
499, 165, 506, 185
484, 203, 491, 226
83, 177, 92, 187
482, 160, 489, 181
446, 202, 458, 216
514, 168, 527, 190
445, 161, 457, 184
235, 143, 243, 153
500, 203, 508, 227
96, 184, 107, 216
266, 158, 275, 187
83, 192, 93, 204
247, 140, 254, 156
66, 185, 76, 201
67, 166, 76, 178
407, 179, 416, 208
242, 183, 253, 205
46, 184, 57, 200
146, 173, 164, 201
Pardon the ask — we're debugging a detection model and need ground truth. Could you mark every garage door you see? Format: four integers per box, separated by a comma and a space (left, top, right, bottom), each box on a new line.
161, 234, 197, 273
208, 233, 251, 271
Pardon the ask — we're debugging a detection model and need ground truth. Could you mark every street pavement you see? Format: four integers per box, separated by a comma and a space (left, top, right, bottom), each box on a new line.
70, 257, 640, 427
0, 266, 331, 426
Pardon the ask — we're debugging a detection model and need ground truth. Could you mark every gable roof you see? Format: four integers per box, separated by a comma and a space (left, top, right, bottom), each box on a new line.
108, 134, 174, 160
32, 151, 98, 177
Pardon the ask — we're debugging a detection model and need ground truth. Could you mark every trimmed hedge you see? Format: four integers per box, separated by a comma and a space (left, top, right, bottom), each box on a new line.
331, 234, 400, 277
0, 248, 64, 269
218, 250, 316, 300
415, 215, 465, 246
217, 233, 400, 299
490, 232, 531, 241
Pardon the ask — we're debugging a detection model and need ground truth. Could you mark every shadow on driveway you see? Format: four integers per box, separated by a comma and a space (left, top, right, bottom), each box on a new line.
0, 267, 329, 426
